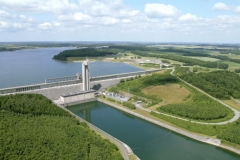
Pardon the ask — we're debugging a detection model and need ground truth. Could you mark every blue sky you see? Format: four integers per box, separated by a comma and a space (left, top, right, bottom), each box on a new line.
0, 0, 239, 43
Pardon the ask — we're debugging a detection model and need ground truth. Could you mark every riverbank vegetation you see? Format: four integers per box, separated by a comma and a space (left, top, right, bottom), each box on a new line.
151, 112, 240, 146
53, 48, 117, 61
0, 94, 123, 160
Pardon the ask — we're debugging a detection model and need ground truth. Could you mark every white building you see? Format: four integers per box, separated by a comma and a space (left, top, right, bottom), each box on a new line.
60, 90, 97, 103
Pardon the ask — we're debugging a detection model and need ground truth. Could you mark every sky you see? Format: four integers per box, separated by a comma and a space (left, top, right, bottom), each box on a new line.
0, 0, 239, 43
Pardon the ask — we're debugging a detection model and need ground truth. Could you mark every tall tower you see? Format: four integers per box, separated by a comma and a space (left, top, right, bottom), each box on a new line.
82, 59, 90, 91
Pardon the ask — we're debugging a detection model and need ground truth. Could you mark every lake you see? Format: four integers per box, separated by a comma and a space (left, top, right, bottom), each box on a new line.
0, 47, 142, 88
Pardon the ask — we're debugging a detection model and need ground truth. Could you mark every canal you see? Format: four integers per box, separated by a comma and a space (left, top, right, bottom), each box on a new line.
67, 101, 240, 160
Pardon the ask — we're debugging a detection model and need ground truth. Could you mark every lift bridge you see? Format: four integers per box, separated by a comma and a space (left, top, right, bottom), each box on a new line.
0, 69, 163, 99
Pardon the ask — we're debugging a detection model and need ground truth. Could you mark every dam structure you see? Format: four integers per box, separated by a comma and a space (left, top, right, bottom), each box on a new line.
0, 68, 163, 101
82, 59, 90, 91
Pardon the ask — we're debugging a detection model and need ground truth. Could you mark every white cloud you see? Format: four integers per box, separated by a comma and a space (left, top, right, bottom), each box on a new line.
235, 6, 240, 13
0, 0, 240, 42
179, 13, 198, 21
145, 3, 179, 18
212, 3, 230, 11
0, 21, 9, 28
57, 12, 92, 25
102, 17, 119, 25
122, 19, 131, 24
38, 22, 52, 30
74, 13, 92, 21
119, 9, 140, 17
78, 0, 140, 18
0, 0, 79, 14
0, 9, 9, 17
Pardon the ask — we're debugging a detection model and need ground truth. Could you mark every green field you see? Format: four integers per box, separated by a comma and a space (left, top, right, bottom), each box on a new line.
142, 84, 190, 110
187, 56, 220, 62
223, 61, 240, 72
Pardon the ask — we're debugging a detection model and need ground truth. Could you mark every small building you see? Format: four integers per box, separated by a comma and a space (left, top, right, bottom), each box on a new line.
60, 89, 97, 103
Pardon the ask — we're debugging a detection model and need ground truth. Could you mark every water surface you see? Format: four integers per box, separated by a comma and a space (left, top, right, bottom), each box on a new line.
67, 101, 240, 160
0, 47, 141, 88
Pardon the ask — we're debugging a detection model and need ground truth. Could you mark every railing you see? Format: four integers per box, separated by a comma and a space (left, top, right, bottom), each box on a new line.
90, 69, 162, 82
45, 76, 78, 83
0, 69, 162, 95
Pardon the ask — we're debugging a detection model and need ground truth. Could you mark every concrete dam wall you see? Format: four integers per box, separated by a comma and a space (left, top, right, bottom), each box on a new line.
24, 78, 121, 100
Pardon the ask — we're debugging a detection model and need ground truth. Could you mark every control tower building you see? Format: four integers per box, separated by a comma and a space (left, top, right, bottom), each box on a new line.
82, 59, 90, 91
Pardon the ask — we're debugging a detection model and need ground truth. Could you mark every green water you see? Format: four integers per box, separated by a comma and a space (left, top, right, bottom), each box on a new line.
67, 101, 240, 160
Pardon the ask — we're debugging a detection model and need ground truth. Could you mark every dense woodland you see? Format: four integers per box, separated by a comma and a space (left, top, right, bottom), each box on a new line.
0, 94, 122, 160
174, 67, 240, 99
53, 48, 117, 61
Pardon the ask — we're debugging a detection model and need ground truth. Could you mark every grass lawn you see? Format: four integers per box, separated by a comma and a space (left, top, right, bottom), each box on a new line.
228, 54, 240, 60
142, 83, 190, 111
223, 99, 240, 112
223, 61, 240, 72
186, 56, 219, 62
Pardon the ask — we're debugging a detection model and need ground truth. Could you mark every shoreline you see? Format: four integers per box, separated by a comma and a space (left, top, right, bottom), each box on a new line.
98, 98, 240, 156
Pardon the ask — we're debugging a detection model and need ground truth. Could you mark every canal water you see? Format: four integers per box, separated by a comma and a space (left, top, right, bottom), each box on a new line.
0, 47, 142, 88
67, 101, 240, 160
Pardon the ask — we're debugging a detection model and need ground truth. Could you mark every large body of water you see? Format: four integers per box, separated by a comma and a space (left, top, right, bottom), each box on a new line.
68, 101, 240, 160
1, 47, 240, 159
0, 47, 142, 88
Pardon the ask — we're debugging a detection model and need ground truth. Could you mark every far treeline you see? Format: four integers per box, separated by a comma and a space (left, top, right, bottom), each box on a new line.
175, 67, 240, 100
109, 45, 229, 69
0, 94, 123, 160
53, 48, 117, 61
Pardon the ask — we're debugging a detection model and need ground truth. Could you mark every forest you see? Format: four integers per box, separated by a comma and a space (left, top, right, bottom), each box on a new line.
0, 94, 122, 160
174, 67, 240, 99
53, 48, 117, 61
